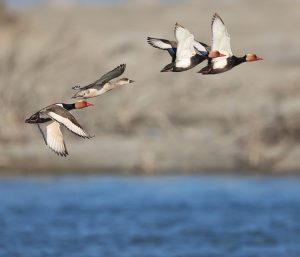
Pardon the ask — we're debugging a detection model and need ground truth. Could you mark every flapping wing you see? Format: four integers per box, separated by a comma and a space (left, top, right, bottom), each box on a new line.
211, 13, 232, 56
46, 106, 91, 138
38, 122, 68, 157
147, 37, 177, 61
174, 23, 196, 62
193, 41, 210, 56
93, 64, 126, 88
147, 37, 177, 49
78, 64, 126, 90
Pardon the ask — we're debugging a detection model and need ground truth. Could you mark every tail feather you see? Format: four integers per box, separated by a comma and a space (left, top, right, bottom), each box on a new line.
198, 65, 212, 74
161, 62, 175, 72
72, 85, 82, 90
71, 91, 82, 99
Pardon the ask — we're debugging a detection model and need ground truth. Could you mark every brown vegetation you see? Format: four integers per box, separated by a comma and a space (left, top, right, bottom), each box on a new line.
1, 0, 300, 173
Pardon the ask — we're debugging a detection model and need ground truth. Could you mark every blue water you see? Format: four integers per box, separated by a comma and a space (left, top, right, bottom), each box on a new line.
0, 176, 300, 257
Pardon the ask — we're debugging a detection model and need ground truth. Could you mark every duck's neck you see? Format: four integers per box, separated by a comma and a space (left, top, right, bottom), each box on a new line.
62, 103, 76, 111
232, 55, 247, 65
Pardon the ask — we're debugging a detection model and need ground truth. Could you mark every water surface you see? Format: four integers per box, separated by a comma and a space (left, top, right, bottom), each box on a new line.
0, 176, 300, 257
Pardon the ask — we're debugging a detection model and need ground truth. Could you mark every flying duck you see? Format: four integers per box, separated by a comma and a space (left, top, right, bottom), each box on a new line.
25, 100, 94, 157
198, 13, 263, 75
147, 23, 224, 72
71, 64, 134, 99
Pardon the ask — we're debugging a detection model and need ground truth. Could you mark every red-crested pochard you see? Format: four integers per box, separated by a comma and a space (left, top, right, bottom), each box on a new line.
25, 100, 94, 157
147, 23, 224, 72
198, 13, 263, 75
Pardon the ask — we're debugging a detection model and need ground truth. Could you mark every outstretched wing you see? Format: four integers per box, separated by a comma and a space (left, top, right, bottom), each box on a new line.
45, 105, 92, 138
193, 41, 210, 56
174, 23, 196, 66
211, 13, 232, 56
94, 64, 126, 87
147, 37, 177, 61
38, 122, 68, 157
75, 64, 126, 91
147, 37, 177, 49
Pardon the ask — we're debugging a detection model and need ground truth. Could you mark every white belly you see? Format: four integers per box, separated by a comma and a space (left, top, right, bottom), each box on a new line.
85, 88, 103, 98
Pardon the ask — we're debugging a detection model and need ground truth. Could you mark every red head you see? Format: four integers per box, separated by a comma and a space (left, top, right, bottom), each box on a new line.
208, 50, 226, 58
75, 100, 94, 109
245, 53, 263, 62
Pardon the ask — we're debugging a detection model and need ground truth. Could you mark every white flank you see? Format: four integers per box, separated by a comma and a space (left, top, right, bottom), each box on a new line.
84, 88, 102, 98
212, 56, 228, 69
176, 59, 192, 69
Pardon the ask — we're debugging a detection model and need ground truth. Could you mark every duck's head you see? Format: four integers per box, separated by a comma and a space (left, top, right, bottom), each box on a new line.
74, 100, 94, 109
208, 50, 226, 58
117, 78, 135, 86
245, 53, 263, 62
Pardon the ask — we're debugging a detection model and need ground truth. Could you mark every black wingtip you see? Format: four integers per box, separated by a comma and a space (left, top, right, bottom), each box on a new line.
212, 12, 224, 25
147, 37, 156, 48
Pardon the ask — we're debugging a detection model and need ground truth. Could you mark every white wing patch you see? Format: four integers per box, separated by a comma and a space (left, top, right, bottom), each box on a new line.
211, 14, 232, 56
38, 122, 68, 157
175, 24, 196, 66
212, 56, 228, 69
47, 111, 91, 138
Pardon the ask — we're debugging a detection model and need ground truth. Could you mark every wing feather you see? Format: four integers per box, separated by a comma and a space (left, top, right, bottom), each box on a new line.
45, 106, 91, 138
147, 37, 177, 49
77, 64, 126, 91
193, 41, 209, 56
94, 64, 126, 88
38, 122, 68, 157
174, 23, 196, 63
211, 13, 232, 56
47, 111, 91, 138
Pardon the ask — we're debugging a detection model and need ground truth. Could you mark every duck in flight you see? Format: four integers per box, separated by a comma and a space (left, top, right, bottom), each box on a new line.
147, 23, 225, 72
72, 64, 134, 99
25, 100, 94, 157
198, 13, 263, 75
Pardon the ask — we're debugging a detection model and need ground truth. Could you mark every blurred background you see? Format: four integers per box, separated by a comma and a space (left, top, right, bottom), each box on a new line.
1, 1, 300, 257
0, 0, 300, 174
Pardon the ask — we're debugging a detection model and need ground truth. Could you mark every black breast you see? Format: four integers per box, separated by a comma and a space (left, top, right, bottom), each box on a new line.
201, 56, 246, 75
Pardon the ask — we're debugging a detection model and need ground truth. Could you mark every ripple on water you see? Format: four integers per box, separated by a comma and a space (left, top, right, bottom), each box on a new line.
0, 176, 300, 257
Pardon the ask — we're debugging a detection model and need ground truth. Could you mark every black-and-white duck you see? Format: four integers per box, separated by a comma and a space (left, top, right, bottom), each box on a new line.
198, 13, 263, 75
147, 23, 224, 72
72, 64, 134, 99
25, 100, 94, 157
